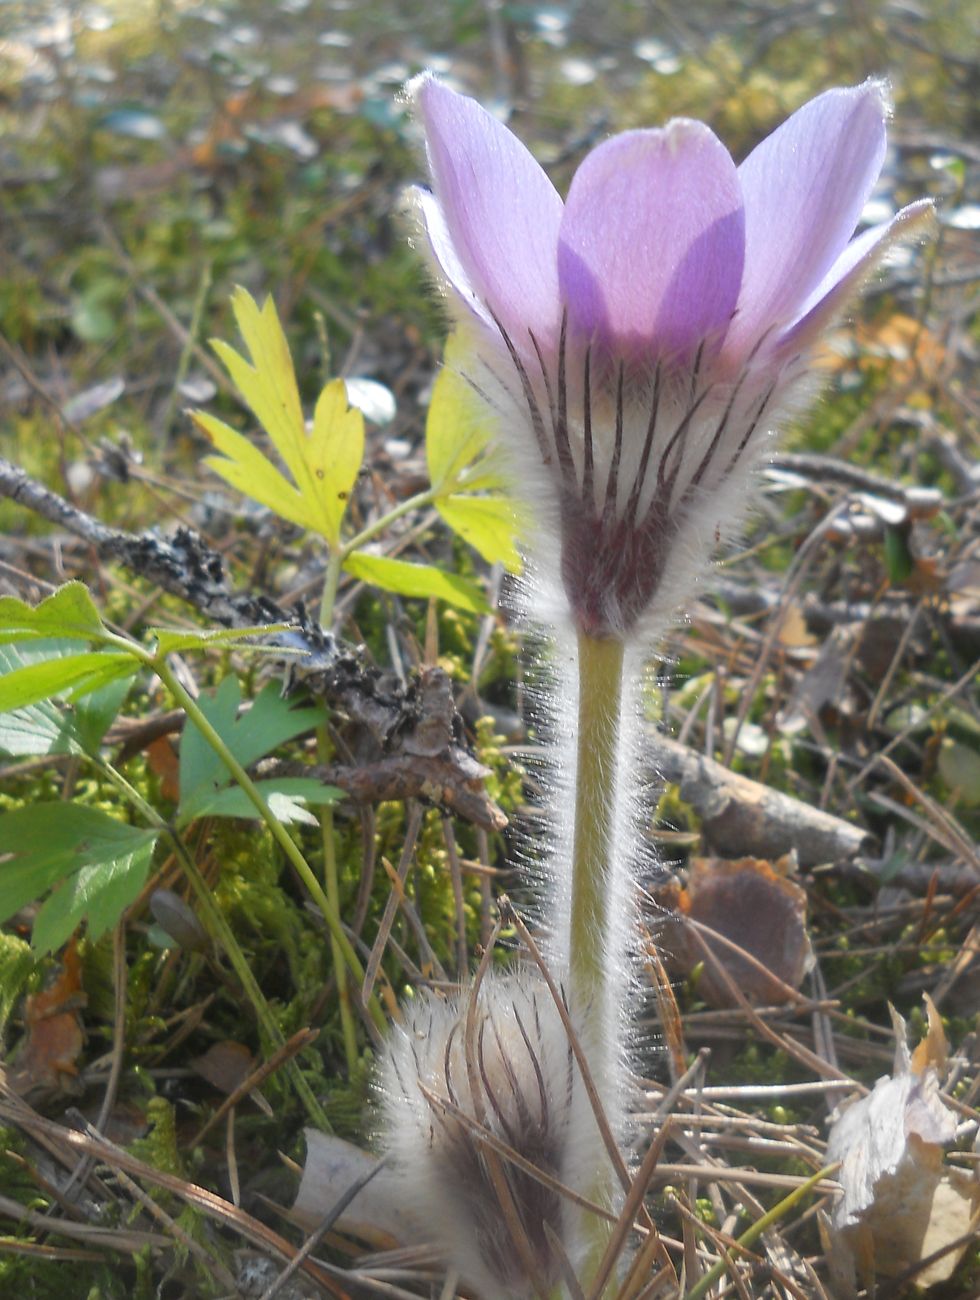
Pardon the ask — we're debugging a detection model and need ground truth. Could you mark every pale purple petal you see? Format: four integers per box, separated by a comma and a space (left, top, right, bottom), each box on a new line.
774, 199, 935, 356
414, 75, 563, 347
414, 188, 495, 330
729, 82, 889, 354
557, 120, 744, 363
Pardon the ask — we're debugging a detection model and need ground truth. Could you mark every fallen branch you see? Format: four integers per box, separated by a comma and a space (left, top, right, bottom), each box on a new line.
646, 732, 874, 867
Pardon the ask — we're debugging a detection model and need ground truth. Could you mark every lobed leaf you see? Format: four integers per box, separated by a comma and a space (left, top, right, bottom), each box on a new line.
425, 335, 522, 572
0, 805, 159, 953
194, 288, 364, 545
151, 621, 292, 657
344, 551, 490, 613
177, 677, 327, 820
0, 581, 108, 644
437, 495, 522, 572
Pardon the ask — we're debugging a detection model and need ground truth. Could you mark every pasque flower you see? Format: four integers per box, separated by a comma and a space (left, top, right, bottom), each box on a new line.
391, 80, 932, 1298
411, 75, 932, 641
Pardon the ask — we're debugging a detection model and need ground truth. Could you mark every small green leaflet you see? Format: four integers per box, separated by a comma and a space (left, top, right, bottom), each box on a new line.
151, 622, 292, 657
0, 581, 108, 644
883, 524, 915, 585
0, 642, 132, 756
177, 676, 328, 825
0, 804, 159, 953
344, 551, 489, 614
0, 649, 135, 715
188, 779, 342, 825
192, 287, 365, 545
426, 333, 522, 573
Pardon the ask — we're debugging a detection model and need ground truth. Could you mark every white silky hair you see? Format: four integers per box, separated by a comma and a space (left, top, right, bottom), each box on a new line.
377, 968, 583, 1298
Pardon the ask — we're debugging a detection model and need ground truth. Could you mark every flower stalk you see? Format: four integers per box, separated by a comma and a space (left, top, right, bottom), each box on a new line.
568, 632, 625, 1010
567, 630, 626, 1279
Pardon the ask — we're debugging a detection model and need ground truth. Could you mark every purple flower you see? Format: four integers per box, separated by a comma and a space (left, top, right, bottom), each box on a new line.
410, 76, 932, 641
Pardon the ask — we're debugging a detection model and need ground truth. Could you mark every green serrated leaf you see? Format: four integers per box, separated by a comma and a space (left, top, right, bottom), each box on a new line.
0, 805, 159, 952
0, 642, 85, 756
72, 670, 133, 753
0, 581, 107, 644
344, 550, 489, 613
0, 651, 135, 714
180, 777, 342, 826
177, 677, 327, 817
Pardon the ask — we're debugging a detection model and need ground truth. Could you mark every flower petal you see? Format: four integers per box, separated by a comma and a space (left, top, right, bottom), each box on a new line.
414, 188, 495, 330
730, 82, 889, 353
775, 199, 935, 356
413, 75, 563, 347
558, 121, 744, 363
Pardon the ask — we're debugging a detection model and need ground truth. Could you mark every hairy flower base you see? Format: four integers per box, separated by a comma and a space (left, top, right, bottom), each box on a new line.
379, 971, 575, 1299
470, 314, 788, 638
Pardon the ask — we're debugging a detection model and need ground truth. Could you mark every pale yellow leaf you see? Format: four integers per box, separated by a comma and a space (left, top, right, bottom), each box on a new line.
426, 335, 498, 492
215, 290, 307, 485
198, 288, 365, 544
437, 495, 522, 572
192, 411, 313, 531
344, 551, 488, 613
305, 379, 365, 545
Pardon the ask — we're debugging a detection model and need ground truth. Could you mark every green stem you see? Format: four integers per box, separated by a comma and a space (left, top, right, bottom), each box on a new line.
319, 548, 367, 1074
319, 548, 343, 631
149, 653, 387, 1035
95, 758, 330, 1131
568, 631, 626, 1287
682, 1164, 837, 1300
318, 727, 360, 1075
341, 487, 438, 559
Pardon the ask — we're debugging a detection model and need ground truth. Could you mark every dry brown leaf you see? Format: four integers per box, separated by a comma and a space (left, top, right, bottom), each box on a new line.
823, 1000, 977, 1293
146, 735, 181, 803
662, 854, 814, 1008
191, 1041, 255, 1095
777, 602, 818, 649
290, 1129, 421, 1250
9, 940, 86, 1097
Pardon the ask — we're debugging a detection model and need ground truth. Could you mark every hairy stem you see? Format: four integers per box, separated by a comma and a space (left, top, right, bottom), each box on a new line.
569, 633, 625, 1003
568, 631, 626, 1283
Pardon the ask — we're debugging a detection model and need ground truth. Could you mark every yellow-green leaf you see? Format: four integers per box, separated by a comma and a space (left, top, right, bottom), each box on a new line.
306, 379, 365, 546
426, 334, 500, 492
195, 288, 365, 544
344, 551, 489, 613
437, 495, 522, 572
215, 289, 306, 484
194, 410, 314, 530
425, 333, 522, 572
0, 581, 107, 644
